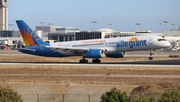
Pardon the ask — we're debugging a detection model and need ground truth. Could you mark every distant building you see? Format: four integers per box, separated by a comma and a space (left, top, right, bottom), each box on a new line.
36, 25, 62, 37
163, 29, 180, 48
56, 27, 80, 33
75, 31, 102, 40
48, 28, 104, 42
48, 28, 164, 42
0, 30, 20, 37
48, 27, 80, 42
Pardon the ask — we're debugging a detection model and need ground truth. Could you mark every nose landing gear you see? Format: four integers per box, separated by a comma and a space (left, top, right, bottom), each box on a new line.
149, 50, 154, 60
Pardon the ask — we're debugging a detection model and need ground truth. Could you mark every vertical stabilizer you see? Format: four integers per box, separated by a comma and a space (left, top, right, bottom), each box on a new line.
16, 20, 49, 46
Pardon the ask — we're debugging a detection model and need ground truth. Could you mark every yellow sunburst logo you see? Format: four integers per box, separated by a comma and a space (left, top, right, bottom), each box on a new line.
130, 37, 138, 42
20, 28, 38, 46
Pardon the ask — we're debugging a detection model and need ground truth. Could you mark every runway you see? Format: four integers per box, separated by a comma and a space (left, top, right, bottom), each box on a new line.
1, 74, 180, 78
0, 51, 180, 102
0, 58, 180, 67
0, 50, 180, 67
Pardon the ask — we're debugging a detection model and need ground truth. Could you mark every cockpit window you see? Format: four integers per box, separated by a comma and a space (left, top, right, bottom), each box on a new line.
158, 39, 166, 41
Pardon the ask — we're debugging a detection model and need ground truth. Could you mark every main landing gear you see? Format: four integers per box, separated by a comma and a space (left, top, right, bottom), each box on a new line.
92, 58, 101, 63
79, 56, 101, 63
148, 50, 154, 60
79, 56, 88, 63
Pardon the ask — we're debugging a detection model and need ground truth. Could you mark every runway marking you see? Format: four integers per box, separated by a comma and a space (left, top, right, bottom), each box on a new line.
0, 62, 180, 67
1, 74, 180, 78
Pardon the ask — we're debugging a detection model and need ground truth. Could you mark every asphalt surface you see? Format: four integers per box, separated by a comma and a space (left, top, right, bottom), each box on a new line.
0, 50, 180, 66
0, 58, 180, 66
0, 51, 179, 101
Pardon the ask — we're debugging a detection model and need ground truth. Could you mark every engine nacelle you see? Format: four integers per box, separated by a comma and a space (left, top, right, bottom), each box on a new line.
106, 52, 126, 58
86, 49, 105, 58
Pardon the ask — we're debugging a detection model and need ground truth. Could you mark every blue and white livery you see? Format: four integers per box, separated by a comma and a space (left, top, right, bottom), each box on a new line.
16, 20, 171, 63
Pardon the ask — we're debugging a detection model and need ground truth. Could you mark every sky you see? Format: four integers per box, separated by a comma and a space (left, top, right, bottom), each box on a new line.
8, 0, 180, 32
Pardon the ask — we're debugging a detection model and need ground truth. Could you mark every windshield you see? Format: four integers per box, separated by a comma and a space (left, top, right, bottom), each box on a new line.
158, 39, 166, 41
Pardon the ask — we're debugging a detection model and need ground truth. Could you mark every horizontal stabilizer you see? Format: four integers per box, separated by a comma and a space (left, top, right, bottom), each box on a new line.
18, 48, 36, 52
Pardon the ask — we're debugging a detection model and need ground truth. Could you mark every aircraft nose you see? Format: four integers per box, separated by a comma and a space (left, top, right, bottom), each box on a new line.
165, 41, 171, 47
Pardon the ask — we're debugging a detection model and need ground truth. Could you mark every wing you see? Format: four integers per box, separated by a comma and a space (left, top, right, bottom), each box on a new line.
46, 46, 116, 55
46, 46, 89, 55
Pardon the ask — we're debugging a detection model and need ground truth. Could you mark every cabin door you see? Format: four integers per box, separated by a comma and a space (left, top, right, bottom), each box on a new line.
149, 37, 153, 45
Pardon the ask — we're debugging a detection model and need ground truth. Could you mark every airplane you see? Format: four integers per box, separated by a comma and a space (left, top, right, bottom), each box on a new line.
16, 20, 171, 63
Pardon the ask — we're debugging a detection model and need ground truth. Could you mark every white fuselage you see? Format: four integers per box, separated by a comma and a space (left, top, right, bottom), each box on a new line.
50, 35, 171, 55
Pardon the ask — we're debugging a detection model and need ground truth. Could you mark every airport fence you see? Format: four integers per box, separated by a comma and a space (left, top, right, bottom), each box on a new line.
21, 94, 102, 102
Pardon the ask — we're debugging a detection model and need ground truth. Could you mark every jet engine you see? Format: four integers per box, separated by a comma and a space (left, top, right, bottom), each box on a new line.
86, 49, 105, 58
106, 52, 126, 58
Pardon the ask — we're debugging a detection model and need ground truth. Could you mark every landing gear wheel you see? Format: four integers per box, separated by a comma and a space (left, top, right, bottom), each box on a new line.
92, 59, 101, 63
79, 56, 88, 63
79, 59, 88, 63
149, 57, 153, 60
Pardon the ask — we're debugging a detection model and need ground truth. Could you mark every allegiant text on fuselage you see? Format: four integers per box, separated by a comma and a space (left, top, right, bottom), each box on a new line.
116, 40, 147, 48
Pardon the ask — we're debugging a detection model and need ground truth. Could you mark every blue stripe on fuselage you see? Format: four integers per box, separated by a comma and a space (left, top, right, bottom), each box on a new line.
19, 46, 65, 57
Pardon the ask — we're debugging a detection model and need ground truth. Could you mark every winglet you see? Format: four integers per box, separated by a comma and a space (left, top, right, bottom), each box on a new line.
16, 20, 49, 46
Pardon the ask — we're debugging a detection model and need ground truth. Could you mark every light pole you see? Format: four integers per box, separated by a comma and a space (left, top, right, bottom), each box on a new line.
47, 23, 53, 38
159, 23, 161, 32
135, 23, 141, 31
92, 21, 97, 39
39, 22, 45, 35
162, 21, 168, 38
172, 24, 175, 47
39, 22, 45, 40
172, 24, 175, 30
39, 22, 45, 31
47, 23, 53, 26
109, 23, 112, 28
39, 22, 45, 25
8, 24, 14, 30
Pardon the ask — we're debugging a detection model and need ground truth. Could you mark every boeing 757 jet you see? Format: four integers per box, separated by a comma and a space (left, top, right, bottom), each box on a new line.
16, 20, 171, 63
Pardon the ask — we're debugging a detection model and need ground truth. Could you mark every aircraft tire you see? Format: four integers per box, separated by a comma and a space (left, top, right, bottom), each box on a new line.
149, 57, 153, 60
79, 59, 88, 63
92, 59, 101, 63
